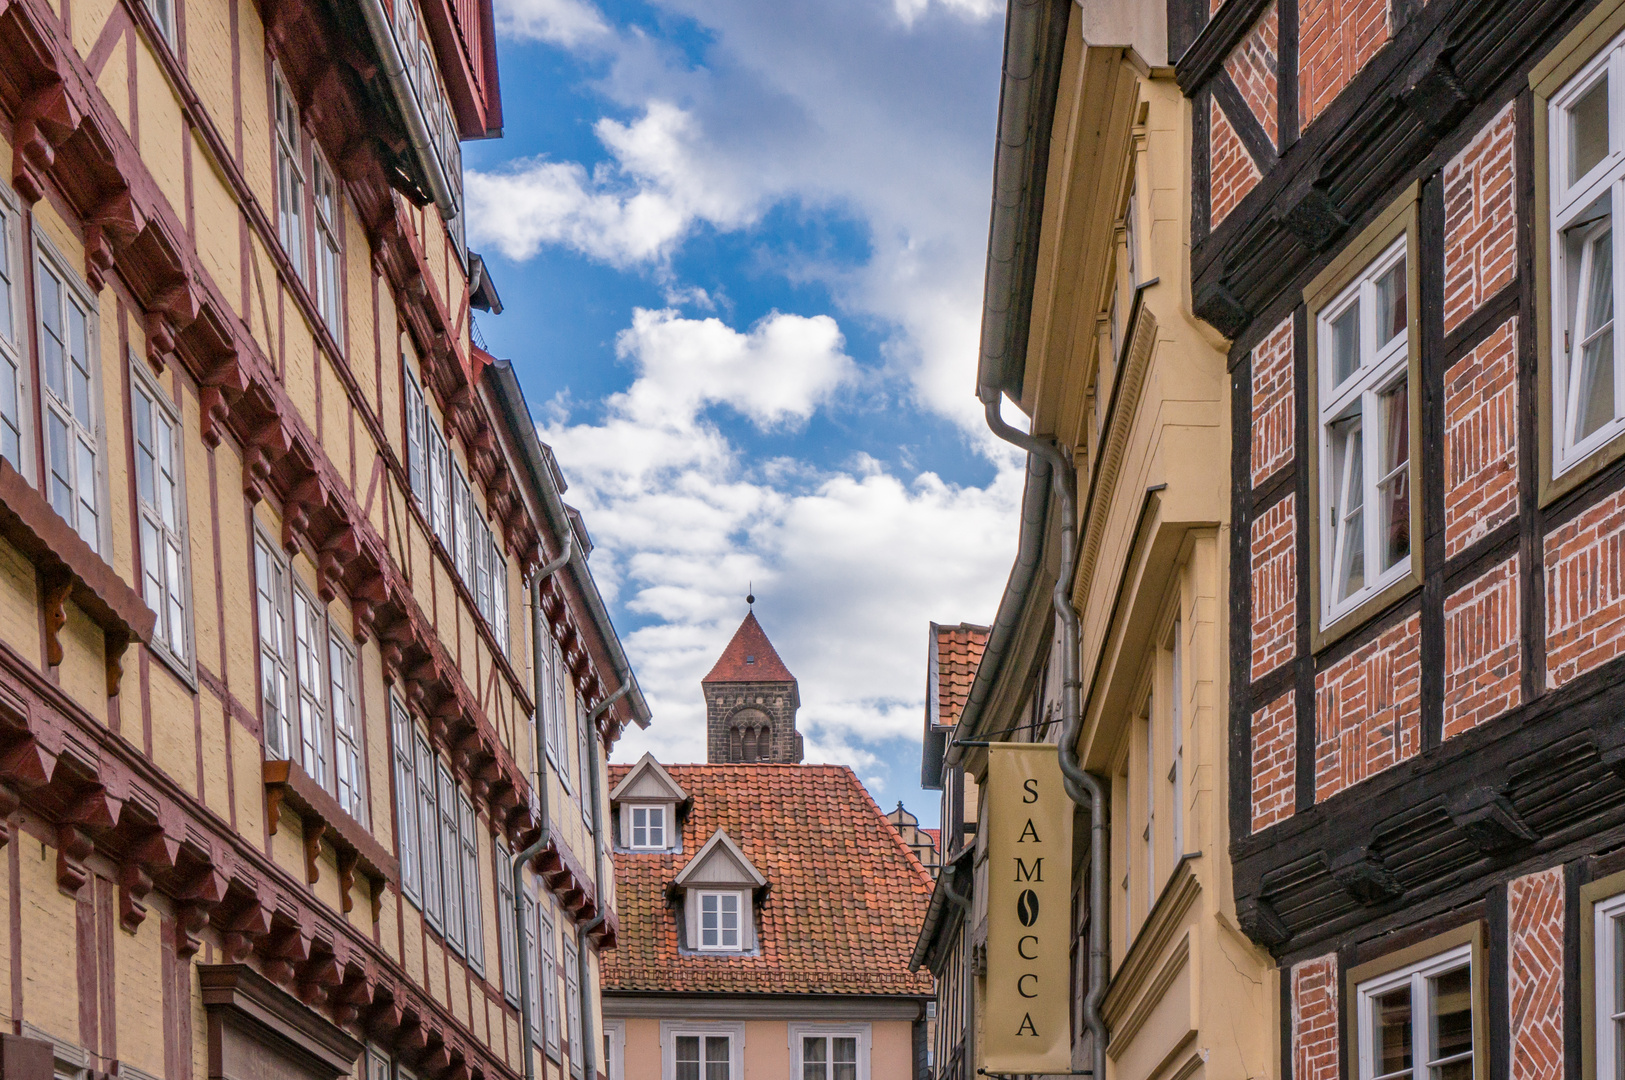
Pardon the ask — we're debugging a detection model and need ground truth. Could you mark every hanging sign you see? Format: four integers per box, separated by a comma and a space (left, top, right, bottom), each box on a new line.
984, 742, 1073, 1074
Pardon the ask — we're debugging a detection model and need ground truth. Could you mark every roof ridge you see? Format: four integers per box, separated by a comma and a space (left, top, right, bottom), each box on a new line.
839, 766, 936, 891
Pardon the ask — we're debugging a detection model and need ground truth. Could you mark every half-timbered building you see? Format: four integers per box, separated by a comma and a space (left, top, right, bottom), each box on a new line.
0, 1, 650, 1080
1187, 0, 1625, 1073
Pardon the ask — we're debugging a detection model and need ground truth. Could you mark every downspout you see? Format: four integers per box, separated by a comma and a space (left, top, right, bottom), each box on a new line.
942, 868, 974, 1080
354, 0, 458, 217
981, 398, 1108, 1080
574, 682, 628, 1080
512, 533, 572, 1080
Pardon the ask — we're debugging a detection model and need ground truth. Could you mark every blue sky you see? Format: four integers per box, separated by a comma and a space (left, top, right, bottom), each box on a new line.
465, 0, 1023, 827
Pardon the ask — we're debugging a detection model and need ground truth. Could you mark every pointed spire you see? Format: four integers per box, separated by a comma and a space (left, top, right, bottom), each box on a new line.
703, 610, 795, 683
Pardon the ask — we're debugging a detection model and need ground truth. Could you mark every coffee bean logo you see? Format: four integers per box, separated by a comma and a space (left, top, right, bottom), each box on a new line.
1017, 889, 1039, 927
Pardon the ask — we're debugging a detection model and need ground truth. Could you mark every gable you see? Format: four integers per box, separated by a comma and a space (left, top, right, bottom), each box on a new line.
674, 828, 766, 889
607, 752, 687, 804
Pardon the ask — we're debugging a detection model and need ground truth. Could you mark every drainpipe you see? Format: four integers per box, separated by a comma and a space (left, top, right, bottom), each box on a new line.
982, 397, 1108, 1080
942, 869, 975, 1080
575, 682, 628, 1080
512, 534, 572, 1080
353, 0, 458, 217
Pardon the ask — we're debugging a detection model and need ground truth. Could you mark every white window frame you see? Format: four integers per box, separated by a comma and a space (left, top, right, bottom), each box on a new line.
391, 697, 421, 903
604, 1021, 625, 1080
660, 1023, 743, 1080
0, 186, 27, 472
491, 536, 509, 654
428, 419, 450, 548
415, 733, 443, 929
328, 628, 364, 824
541, 904, 561, 1052
458, 790, 484, 974
273, 66, 305, 275
404, 368, 426, 503
552, 638, 572, 792
1354, 942, 1474, 1080
1551, 37, 1625, 477
696, 890, 743, 952
577, 691, 592, 826
564, 936, 582, 1075
132, 362, 191, 671
629, 805, 667, 850
256, 536, 294, 761
311, 148, 343, 339
291, 581, 328, 787
1316, 236, 1414, 629
1596, 889, 1625, 1080
496, 839, 518, 1005
523, 885, 542, 1044
34, 238, 103, 553
789, 1024, 872, 1080
452, 464, 471, 583
437, 762, 464, 954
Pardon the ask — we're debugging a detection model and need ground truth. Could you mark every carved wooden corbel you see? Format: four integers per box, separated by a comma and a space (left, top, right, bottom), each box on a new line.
0, 783, 19, 850
56, 823, 93, 894
302, 819, 327, 885
243, 419, 292, 504
105, 627, 131, 697
12, 81, 79, 205
282, 474, 327, 555
336, 847, 360, 913
118, 861, 154, 932
41, 568, 71, 668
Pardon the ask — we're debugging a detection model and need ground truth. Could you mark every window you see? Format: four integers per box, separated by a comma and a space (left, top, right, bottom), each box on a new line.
1317, 238, 1412, 626
491, 537, 509, 653
541, 906, 561, 1051
312, 150, 342, 337
672, 1035, 731, 1080
497, 840, 517, 1005
329, 631, 364, 823
551, 639, 571, 789
256, 538, 293, 760
133, 370, 189, 666
428, 420, 450, 547
452, 466, 471, 582
392, 698, 421, 903
524, 887, 542, 1043
394, 0, 419, 61
458, 791, 483, 973
292, 584, 328, 787
143, 0, 174, 45
1597, 889, 1625, 1080
36, 249, 99, 550
578, 692, 592, 825
0, 193, 25, 469
564, 936, 582, 1074
405, 370, 426, 503
797, 1035, 862, 1080
630, 806, 666, 849
697, 891, 741, 951
438, 763, 464, 953
474, 512, 492, 618
273, 68, 304, 274
415, 733, 443, 928
1355, 944, 1473, 1080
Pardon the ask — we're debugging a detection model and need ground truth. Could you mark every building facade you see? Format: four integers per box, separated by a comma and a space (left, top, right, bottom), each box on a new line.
0, 3, 649, 1080
603, 614, 933, 1080
1190, 0, 1625, 1075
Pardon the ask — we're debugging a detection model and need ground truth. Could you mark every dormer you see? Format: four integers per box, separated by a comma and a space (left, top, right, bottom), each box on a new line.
608, 753, 688, 853
674, 829, 767, 954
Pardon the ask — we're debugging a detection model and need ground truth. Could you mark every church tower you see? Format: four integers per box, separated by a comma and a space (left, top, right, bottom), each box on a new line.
702, 608, 803, 764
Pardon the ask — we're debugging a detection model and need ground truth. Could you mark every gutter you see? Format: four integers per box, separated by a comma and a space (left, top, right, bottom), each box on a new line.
485, 357, 652, 729
355, 0, 459, 218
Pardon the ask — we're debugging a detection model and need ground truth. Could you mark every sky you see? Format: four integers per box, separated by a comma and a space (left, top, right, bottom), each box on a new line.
464, 0, 1024, 828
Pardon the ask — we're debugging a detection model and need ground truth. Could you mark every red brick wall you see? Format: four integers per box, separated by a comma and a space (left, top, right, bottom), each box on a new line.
1292, 954, 1339, 1080
1314, 614, 1421, 802
1508, 867, 1564, 1080
1546, 486, 1625, 687
1298, 0, 1388, 130
1443, 103, 1517, 335
1444, 318, 1519, 558
1444, 556, 1522, 739
1225, 2, 1279, 149
1252, 315, 1295, 486
1251, 691, 1296, 832
1252, 495, 1297, 680
1211, 97, 1262, 227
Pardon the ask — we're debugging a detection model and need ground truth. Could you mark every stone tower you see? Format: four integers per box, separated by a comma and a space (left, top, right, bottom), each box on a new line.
703, 610, 803, 763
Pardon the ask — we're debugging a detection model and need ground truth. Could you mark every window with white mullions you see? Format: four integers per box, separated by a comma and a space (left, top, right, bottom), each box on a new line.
564, 937, 582, 1075
133, 371, 189, 666
415, 733, 443, 928
1594, 890, 1625, 1079
438, 762, 464, 953
630, 806, 665, 849
256, 538, 293, 761
799, 1036, 859, 1080
392, 698, 421, 903
328, 631, 364, 823
428, 421, 450, 547
1356, 944, 1474, 1080
452, 465, 470, 582
291, 585, 328, 787
541, 905, 561, 1051
1552, 39, 1625, 474
405, 371, 426, 503
0, 195, 25, 469
36, 253, 99, 550
312, 150, 343, 338
496, 839, 517, 1005
674, 1035, 731, 1080
1317, 238, 1411, 625
458, 791, 483, 973
491, 536, 508, 653
698, 891, 740, 950
273, 68, 304, 274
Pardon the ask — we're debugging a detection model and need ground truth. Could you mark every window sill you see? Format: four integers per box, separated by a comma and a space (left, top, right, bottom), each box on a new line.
264, 759, 398, 918
0, 458, 155, 695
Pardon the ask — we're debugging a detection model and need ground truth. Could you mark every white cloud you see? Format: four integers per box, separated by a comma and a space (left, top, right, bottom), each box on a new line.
538, 309, 1020, 777
494, 0, 609, 47
891, 0, 1002, 27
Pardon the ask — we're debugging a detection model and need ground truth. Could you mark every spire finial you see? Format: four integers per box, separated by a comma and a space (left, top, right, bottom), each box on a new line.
746, 583, 754, 609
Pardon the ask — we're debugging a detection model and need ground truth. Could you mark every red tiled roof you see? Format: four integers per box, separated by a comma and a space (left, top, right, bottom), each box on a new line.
922, 828, 940, 854
702, 612, 796, 683
933, 623, 989, 728
603, 763, 934, 997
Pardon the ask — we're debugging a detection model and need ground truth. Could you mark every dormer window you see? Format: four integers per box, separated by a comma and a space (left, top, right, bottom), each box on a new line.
698, 891, 742, 951
745, 654, 756, 665
630, 805, 667, 849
